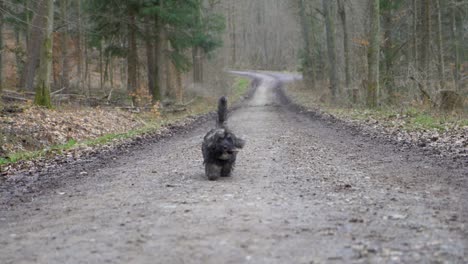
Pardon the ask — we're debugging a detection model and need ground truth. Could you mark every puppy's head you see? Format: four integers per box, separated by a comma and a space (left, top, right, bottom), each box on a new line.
206, 128, 245, 160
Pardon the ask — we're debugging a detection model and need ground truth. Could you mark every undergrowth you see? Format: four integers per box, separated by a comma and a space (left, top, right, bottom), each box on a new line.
0, 77, 251, 167
286, 81, 467, 132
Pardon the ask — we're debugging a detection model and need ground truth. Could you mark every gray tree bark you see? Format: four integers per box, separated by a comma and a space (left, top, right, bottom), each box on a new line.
60, 0, 70, 92
435, 0, 445, 90
21, 0, 46, 91
450, 3, 461, 91
338, 0, 353, 101
367, 0, 380, 108
127, 8, 139, 106
298, 0, 315, 87
34, 0, 54, 108
0, 0, 3, 108
322, 0, 339, 102
0, 0, 4, 97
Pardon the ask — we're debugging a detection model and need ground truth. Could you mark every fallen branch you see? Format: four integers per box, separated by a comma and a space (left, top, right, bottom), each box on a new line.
51, 88, 65, 95
1, 94, 29, 102
410, 76, 436, 107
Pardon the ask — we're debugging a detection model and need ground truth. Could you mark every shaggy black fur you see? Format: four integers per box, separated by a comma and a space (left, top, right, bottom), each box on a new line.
202, 97, 245, 181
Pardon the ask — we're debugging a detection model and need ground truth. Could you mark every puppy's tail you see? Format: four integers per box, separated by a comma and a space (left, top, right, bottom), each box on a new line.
217, 96, 228, 127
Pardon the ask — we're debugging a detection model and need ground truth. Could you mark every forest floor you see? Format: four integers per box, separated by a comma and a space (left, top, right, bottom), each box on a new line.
0, 72, 466, 263
0, 77, 250, 175
284, 80, 468, 163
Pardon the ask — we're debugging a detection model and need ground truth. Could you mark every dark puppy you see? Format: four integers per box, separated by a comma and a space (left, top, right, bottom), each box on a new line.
202, 97, 245, 181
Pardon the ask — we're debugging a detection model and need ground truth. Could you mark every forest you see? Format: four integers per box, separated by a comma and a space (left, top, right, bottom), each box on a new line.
0, 0, 466, 108
0, 0, 466, 163
0, 1, 467, 263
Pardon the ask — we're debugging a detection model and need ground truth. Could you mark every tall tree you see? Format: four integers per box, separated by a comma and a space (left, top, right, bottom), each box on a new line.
298, 0, 315, 87
337, 0, 352, 101
0, 0, 5, 97
145, 18, 160, 102
0, 0, 3, 108
367, 0, 380, 108
60, 0, 70, 92
322, 0, 339, 102
127, 4, 139, 106
420, 0, 431, 80
450, 1, 461, 91
20, 0, 46, 91
34, 0, 54, 108
381, 0, 404, 104
435, 0, 445, 90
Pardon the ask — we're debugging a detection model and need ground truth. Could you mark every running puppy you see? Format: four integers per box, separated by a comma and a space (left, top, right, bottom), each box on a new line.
202, 97, 245, 181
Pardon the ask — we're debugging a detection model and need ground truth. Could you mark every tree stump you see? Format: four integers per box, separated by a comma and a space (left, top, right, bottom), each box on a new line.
439, 90, 462, 111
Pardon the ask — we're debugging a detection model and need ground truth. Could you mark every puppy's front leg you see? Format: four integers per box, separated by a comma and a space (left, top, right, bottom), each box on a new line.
221, 163, 233, 177
205, 163, 222, 181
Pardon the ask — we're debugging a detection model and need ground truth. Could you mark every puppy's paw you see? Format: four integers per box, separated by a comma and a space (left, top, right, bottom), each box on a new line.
221, 163, 233, 177
205, 163, 222, 181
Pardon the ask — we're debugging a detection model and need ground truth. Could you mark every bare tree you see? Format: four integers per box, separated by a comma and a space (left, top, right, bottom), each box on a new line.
60, 0, 70, 92
337, 0, 353, 102
145, 20, 159, 102
435, 0, 445, 90
127, 7, 139, 106
322, 0, 339, 102
21, 0, 46, 92
298, 0, 315, 87
0, 0, 3, 108
34, 0, 54, 108
367, 0, 380, 108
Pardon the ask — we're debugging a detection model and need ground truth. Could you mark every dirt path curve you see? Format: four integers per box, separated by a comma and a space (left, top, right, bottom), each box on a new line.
1, 72, 467, 263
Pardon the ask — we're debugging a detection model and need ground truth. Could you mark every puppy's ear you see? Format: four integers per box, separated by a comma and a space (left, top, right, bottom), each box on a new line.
234, 136, 246, 149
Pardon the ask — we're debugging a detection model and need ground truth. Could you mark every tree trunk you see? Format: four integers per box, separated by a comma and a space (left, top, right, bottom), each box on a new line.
157, 0, 168, 100
322, 0, 339, 102
99, 41, 104, 90
192, 47, 204, 84
338, 0, 352, 102
25, 1, 31, 46
435, 0, 445, 91
420, 0, 431, 76
21, 0, 47, 91
298, 0, 315, 87
60, 0, 70, 92
412, 0, 418, 65
77, 0, 84, 91
14, 26, 24, 89
383, 6, 395, 104
84, 34, 90, 96
0, 0, 5, 108
192, 2, 204, 84
367, 0, 380, 108
145, 19, 160, 102
127, 9, 139, 106
0, 0, 3, 108
229, 1, 236, 66
175, 66, 183, 103
451, 5, 461, 92
109, 57, 114, 88
34, 0, 54, 108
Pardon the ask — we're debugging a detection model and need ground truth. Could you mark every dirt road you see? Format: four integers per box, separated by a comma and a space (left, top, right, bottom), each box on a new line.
1, 72, 467, 263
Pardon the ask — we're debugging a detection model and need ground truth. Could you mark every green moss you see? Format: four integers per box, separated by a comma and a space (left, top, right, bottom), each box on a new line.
233, 78, 250, 98
34, 81, 52, 108
411, 114, 443, 130
0, 77, 253, 168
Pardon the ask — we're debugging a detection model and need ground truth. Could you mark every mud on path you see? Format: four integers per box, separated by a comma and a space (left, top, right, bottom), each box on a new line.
1, 72, 467, 263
